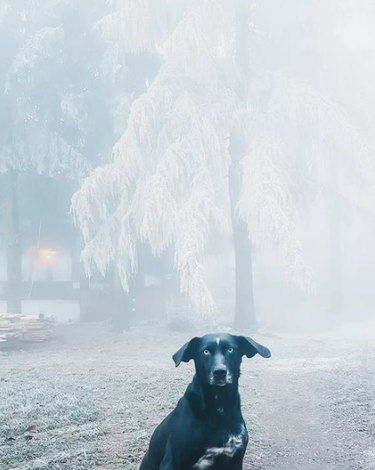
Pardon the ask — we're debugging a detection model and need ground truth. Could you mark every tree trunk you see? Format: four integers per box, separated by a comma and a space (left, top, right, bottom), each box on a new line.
111, 269, 130, 332
327, 167, 342, 316
5, 170, 22, 313
229, 138, 256, 330
229, 0, 256, 329
312, 2, 343, 317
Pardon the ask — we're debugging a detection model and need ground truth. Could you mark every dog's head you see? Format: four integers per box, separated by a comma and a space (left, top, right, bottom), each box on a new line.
173, 333, 271, 387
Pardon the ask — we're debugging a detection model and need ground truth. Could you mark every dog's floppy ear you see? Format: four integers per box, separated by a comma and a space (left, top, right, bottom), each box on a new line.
235, 335, 271, 359
172, 337, 200, 367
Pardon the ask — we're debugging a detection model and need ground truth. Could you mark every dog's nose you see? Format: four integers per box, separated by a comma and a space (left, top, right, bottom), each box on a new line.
213, 368, 227, 379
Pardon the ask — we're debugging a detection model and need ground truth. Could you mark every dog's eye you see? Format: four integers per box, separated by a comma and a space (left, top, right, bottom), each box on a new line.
203, 349, 210, 355
227, 347, 234, 353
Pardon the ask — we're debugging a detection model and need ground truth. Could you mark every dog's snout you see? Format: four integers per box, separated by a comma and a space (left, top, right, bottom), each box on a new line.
213, 367, 227, 379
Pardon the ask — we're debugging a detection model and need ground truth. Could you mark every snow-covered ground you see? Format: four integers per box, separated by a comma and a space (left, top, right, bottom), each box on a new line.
1, 321, 374, 469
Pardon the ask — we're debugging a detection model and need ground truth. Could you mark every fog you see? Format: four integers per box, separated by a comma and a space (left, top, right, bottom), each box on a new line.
0, 1, 374, 469
1, 0, 374, 331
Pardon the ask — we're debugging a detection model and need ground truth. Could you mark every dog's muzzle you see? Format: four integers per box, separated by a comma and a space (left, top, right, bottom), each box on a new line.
211, 367, 232, 386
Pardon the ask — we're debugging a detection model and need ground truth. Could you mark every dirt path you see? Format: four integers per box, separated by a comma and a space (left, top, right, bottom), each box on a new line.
243, 330, 375, 469
0, 322, 374, 469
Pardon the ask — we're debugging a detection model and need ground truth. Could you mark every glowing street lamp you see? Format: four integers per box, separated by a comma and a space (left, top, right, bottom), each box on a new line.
38, 248, 58, 267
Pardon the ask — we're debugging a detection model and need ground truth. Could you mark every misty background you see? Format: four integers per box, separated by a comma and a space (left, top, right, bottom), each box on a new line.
1, 0, 375, 333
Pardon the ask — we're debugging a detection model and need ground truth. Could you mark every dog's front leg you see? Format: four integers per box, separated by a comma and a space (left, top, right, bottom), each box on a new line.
159, 439, 179, 470
230, 451, 245, 470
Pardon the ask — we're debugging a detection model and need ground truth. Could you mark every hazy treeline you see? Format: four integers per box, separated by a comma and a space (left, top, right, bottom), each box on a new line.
1, 0, 375, 330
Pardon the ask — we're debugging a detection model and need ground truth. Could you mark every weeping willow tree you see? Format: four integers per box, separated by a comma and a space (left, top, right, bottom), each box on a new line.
72, 0, 373, 326
72, 1, 296, 327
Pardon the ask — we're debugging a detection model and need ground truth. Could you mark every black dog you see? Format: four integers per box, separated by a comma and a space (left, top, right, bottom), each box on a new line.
139, 333, 271, 469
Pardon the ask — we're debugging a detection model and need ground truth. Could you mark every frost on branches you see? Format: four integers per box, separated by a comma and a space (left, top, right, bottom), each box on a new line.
0, 1, 100, 179
72, 0, 373, 318
73, 1, 239, 317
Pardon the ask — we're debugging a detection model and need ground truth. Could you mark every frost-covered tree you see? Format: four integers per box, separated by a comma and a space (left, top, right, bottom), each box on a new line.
72, 0, 293, 326
0, 0, 113, 176
246, 0, 375, 315
0, 0, 112, 312
72, 0, 374, 326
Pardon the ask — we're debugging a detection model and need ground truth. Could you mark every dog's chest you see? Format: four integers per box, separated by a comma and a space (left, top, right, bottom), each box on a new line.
191, 423, 248, 469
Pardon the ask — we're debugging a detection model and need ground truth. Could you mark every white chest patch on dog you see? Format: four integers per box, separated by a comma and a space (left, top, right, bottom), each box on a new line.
216, 337, 220, 345
192, 425, 247, 469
